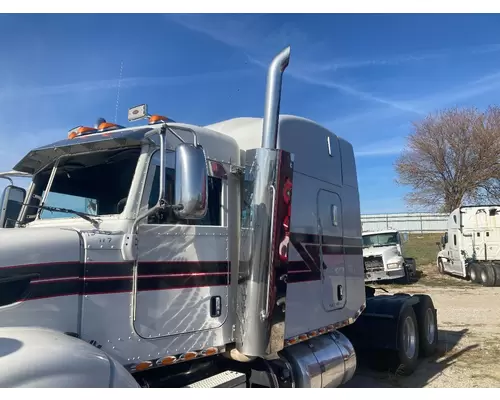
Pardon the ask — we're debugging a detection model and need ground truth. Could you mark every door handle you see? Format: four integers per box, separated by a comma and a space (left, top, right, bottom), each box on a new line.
337, 285, 344, 301
331, 204, 338, 226
210, 296, 222, 317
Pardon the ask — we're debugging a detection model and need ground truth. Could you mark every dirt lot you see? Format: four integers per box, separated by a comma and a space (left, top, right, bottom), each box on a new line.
343, 262, 500, 388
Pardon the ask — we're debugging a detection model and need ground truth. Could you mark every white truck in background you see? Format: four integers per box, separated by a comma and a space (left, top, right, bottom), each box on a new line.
437, 205, 500, 287
362, 229, 416, 284
0, 47, 439, 388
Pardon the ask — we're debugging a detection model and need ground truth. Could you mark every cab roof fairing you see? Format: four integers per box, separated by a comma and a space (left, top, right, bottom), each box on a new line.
12, 123, 242, 176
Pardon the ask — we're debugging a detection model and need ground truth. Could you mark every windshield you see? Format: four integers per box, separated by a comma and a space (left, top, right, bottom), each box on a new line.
29, 147, 141, 221
362, 232, 399, 248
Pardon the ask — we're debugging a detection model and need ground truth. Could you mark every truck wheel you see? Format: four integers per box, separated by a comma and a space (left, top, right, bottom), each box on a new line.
413, 295, 438, 357
406, 258, 417, 276
397, 268, 411, 285
480, 264, 496, 287
438, 259, 445, 275
391, 305, 420, 376
469, 263, 481, 283
492, 265, 500, 287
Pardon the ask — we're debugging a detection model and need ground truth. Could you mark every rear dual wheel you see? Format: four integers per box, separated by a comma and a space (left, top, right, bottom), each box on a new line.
480, 264, 496, 287
390, 296, 438, 376
469, 263, 481, 283
493, 265, 500, 287
390, 305, 419, 376
471, 263, 500, 286
413, 295, 438, 357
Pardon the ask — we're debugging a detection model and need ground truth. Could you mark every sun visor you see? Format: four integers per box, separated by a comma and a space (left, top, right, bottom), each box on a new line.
13, 127, 155, 175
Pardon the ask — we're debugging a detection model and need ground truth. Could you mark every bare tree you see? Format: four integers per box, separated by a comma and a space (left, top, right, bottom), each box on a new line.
395, 106, 500, 213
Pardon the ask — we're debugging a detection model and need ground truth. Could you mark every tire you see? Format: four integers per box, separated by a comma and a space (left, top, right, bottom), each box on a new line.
406, 258, 417, 276
469, 263, 482, 284
492, 264, 500, 287
438, 258, 445, 275
480, 264, 496, 287
390, 304, 420, 376
397, 268, 411, 285
413, 295, 438, 357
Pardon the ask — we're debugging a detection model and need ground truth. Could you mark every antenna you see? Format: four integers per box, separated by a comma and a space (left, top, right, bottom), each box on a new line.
114, 60, 124, 123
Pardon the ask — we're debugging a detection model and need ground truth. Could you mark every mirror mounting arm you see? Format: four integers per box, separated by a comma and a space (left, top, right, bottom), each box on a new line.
164, 124, 199, 147
158, 126, 167, 205
0, 176, 13, 185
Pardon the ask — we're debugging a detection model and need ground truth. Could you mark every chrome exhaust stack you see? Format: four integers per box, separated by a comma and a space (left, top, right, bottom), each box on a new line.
235, 47, 292, 358
261, 46, 291, 150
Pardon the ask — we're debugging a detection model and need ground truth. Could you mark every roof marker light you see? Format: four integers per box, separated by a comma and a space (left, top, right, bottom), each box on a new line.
98, 121, 123, 132
68, 126, 97, 139
148, 115, 169, 125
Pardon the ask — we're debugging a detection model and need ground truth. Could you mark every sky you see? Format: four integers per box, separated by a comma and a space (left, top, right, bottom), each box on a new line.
2, 13, 500, 214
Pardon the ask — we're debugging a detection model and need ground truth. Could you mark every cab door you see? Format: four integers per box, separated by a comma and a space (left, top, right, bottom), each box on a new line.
317, 189, 346, 311
133, 150, 229, 339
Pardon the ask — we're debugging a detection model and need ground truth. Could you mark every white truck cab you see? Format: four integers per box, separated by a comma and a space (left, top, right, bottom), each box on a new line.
0, 46, 438, 388
362, 229, 415, 283
437, 205, 500, 286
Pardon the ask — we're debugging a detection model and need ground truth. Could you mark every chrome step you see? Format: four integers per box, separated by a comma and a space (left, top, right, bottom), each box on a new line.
184, 371, 246, 388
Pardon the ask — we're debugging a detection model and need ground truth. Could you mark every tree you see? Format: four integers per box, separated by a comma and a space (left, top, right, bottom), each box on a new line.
395, 106, 500, 213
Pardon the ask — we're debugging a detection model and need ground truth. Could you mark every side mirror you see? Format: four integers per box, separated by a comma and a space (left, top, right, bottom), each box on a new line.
401, 232, 409, 243
0, 185, 26, 228
174, 143, 208, 219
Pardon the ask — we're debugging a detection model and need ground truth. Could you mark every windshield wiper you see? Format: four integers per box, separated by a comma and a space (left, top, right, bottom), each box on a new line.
23, 203, 100, 227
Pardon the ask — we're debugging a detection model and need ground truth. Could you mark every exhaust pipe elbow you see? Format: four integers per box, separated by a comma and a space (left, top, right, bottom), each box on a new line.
261, 46, 291, 150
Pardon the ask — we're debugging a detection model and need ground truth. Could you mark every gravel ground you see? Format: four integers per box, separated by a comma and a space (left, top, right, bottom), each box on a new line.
343, 269, 500, 388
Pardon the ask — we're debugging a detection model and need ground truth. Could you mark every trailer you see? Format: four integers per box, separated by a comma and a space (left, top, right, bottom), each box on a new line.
0, 46, 438, 388
437, 205, 500, 286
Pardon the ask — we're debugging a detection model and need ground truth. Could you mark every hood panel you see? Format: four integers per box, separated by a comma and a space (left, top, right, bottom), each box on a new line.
363, 245, 401, 263
0, 227, 82, 267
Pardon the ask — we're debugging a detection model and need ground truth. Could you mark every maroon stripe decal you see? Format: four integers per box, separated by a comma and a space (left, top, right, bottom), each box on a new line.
287, 233, 363, 283
0, 261, 231, 303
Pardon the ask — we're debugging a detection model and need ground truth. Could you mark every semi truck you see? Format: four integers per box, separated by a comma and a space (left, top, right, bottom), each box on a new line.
0, 46, 438, 388
362, 229, 416, 283
437, 205, 500, 287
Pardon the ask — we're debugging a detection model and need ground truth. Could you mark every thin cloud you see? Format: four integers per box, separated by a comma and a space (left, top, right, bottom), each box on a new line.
304, 53, 445, 73
290, 70, 424, 114
247, 55, 423, 115
167, 14, 500, 121
355, 146, 403, 157
167, 14, 424, 114
165, 14, 257, 51
409, 69, 500, 110
167, 15, 500, 71
354, 137, 405, 157
306, 43, 500, 72
0, 69, 254, 100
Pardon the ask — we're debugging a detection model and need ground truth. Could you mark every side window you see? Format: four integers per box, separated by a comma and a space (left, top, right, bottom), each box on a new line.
146, 151, 223, 226
454, 234, 457, 246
